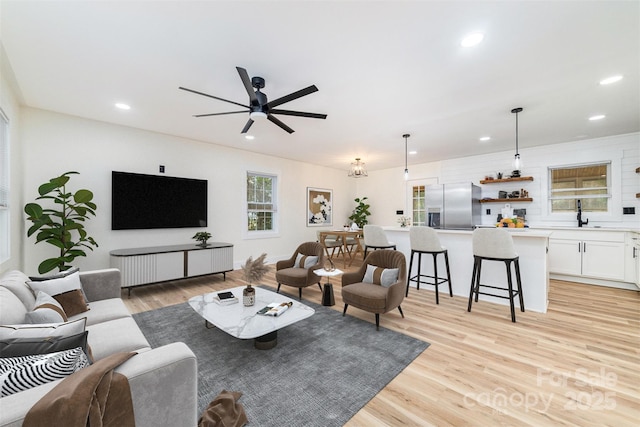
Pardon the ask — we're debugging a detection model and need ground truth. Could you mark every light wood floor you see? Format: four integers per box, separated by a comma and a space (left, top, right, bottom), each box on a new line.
122, 258, 640, 426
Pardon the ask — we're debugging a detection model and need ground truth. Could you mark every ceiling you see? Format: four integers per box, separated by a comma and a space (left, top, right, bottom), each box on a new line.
1, 1, 638, 172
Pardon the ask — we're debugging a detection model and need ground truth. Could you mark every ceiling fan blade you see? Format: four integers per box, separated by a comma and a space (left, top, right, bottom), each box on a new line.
241, 119, 255, 134
193, 111, 247, 117
270, 109, 327, 119
236, 67, 258, 104
179, 86, 249, 109
267, 85, 318, 109
267, 114, 294, 134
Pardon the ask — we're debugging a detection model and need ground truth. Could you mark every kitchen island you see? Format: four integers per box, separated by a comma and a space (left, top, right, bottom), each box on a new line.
384, 227, 551, 313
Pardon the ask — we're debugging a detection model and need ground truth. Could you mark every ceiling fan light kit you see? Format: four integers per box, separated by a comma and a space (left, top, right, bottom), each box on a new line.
180, 66, 327, 134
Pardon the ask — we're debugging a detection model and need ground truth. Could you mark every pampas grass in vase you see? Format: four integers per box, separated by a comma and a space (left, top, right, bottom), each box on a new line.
241, 253, 269, 306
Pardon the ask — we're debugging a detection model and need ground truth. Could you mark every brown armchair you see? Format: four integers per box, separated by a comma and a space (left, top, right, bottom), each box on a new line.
341, 250, 406, 330
275, 242, 325, 300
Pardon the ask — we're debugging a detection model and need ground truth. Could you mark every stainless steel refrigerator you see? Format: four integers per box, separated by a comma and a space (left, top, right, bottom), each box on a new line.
426, 183, 481, 229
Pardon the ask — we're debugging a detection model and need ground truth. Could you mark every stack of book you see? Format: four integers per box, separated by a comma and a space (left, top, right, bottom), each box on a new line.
214, 291, 238, 305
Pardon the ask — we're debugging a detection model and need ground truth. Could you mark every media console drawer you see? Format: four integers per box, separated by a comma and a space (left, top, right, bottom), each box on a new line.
110, 243, 233, 289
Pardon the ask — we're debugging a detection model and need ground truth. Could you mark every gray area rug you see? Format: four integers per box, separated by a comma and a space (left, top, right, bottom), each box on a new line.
133, 292, 429, 426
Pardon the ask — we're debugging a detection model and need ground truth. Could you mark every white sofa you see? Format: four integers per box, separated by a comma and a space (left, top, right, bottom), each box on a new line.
0, 268, 197, 427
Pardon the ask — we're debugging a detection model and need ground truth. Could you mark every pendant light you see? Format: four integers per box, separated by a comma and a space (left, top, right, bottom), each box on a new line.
348, 158, 368, 178
511, 107, 523, 173
403, 134, 410, 180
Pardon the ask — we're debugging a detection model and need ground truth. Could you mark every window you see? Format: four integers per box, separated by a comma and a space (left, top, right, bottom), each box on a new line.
548, 162, 610, 213
0, 109, 9, 263
246, 172, 277, 233
411, 185, 426, 226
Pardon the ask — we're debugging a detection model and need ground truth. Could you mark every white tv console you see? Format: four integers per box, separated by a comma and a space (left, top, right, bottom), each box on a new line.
110, 242, 233, 293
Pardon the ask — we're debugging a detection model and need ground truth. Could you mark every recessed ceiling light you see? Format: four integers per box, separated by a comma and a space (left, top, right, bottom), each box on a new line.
461, 32, 484, 47
115, 103, 131, 110
409, 151, 417, 155
588, 114, 606, 121
244, 135, 255, 140
479, 136, 491, 142
599, 75, 623, 85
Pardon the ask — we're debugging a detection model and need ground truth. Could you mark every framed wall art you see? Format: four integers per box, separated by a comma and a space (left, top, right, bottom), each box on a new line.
307, 187, 332, 227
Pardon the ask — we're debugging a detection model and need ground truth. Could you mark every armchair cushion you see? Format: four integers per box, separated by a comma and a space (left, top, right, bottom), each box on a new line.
295, 254, 318, 269
363, 264, 399, 288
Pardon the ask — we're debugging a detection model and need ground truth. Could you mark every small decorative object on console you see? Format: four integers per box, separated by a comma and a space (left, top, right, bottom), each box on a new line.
241, 253, 269, 306
397, 216, 411, 227
192, 231, 212, 247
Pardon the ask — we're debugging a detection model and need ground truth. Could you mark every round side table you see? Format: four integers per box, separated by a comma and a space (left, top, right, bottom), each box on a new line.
315, 268, 342, 306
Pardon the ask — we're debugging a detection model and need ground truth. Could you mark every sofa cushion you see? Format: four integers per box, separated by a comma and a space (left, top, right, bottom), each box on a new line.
0, 318, 86, 341
0, 331, 89, 360
0, 270, 36, 310
24, 291, 68, 324
68, 298, 132, 326
87, 317, 150, 360
0, 347, 90, 397
28, 267, 80, 282
27, 272, 89, 317
0, 287, 28, 324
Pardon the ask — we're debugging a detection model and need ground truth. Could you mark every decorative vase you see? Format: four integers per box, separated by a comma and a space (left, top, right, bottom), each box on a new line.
323, 258, 335, 272
243, 284, 255, 306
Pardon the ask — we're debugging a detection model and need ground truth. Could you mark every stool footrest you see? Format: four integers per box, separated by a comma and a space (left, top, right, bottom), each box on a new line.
475, 283, 521, 300
409, 274, 449, 286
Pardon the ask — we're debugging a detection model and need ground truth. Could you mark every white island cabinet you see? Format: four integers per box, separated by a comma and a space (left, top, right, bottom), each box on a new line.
384, 227, 551, 313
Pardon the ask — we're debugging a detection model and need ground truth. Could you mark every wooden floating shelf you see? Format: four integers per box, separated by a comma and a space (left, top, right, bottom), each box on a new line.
480, 176, 534, 184
480, 198, 533, 203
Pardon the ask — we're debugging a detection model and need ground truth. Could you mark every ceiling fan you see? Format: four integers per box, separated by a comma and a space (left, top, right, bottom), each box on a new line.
179, 67, 327, 134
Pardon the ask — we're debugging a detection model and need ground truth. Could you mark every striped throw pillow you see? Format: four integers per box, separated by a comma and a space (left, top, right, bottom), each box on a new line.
363, 264, 399, 288
0, 347, 89, 397
295, 254, 318, 269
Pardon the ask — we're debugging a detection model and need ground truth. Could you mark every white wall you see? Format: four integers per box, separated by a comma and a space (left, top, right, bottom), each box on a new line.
9, 104, 639, 277
0, 43, 24, 274
357, 133, 639, 228
19, 108, 356, 276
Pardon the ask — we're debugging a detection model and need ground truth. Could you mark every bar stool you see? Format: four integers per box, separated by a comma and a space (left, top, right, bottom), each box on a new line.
406, 226, 452, 304
468, 228, 524, 322
363, 225, 396, 258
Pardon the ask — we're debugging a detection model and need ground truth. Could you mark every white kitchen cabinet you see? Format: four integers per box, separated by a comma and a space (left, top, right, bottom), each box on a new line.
548, 230, 625, 282
625, 232, 639, 286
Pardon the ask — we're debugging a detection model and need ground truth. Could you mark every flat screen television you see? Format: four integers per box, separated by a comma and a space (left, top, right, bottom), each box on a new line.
112, 171, 208, 230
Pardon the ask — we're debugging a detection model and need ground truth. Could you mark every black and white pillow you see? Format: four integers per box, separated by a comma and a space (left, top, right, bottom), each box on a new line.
0, 347, 89, 397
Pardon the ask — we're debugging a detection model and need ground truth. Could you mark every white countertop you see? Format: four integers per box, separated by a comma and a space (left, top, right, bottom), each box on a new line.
383, 226, 552, 238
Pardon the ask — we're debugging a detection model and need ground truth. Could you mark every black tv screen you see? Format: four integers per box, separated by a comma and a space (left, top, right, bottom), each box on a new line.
112, 171, 208, 230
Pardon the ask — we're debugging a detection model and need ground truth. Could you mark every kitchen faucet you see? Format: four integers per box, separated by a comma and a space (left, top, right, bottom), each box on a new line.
577, 199, 588, 227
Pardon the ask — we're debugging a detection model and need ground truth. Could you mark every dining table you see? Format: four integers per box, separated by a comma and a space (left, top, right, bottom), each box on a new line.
318, 229, 363, 268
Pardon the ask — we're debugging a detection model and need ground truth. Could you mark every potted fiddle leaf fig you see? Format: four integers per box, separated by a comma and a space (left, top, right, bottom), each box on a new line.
348, 197, 371, 228
24, 171, 98, 274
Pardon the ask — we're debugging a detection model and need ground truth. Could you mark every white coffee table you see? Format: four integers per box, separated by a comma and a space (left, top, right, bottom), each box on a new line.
188, 286, 315, 349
